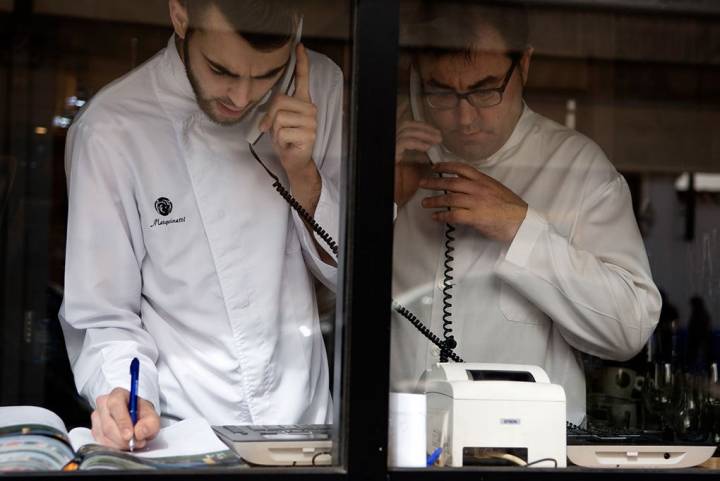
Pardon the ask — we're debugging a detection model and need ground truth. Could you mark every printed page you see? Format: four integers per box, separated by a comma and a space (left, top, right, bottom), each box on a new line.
0, 406, 67, 434
68, 417, 228, 457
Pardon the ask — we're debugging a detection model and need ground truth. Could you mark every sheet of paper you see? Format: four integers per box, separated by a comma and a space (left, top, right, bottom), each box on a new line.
0, 406, 67, 433
69, 417, 228, 457
67, 427, 95, 452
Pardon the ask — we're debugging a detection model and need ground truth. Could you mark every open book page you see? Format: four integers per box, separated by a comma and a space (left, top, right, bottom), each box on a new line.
68, 417, 229, 457
0, 406, 68, 433
0, 435, 75, 472
69, 419, 244, 470
0, 407, 243, 471
0, 406, 75, 472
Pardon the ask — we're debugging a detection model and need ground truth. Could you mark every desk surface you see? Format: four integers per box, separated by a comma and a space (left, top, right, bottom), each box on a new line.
699, 457, 720, 469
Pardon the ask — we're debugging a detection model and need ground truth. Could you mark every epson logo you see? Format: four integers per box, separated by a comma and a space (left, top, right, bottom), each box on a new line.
500, 418, 521, 425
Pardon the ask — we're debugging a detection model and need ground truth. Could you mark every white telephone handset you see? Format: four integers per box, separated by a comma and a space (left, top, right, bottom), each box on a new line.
245, 17, 304, 145
409, 66, 444, 166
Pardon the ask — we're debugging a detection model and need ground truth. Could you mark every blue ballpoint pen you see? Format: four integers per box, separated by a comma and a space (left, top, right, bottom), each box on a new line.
427, 447, 442, 467
128, 357, 139, 452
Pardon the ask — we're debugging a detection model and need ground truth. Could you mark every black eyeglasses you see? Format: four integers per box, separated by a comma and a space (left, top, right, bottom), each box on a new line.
423, 56, 520, 110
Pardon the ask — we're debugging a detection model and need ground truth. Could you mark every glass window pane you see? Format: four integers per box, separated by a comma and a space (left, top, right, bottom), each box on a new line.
0, 0, 351, 472
391, 0, 720, 471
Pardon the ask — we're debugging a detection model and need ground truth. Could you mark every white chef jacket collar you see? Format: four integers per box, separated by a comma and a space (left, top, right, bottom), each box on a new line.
155, 35, 199, 118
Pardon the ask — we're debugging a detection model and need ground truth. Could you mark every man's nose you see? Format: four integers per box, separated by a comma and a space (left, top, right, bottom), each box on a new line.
227, 79, 251, 110
457, 97, 478, 126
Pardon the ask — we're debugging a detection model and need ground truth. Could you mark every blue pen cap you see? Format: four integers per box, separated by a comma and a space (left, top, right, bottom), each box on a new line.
130, 357, 139, 376
129, 357, 140, 424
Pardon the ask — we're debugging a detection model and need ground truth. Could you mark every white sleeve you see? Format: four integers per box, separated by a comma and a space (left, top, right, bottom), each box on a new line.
495, 175, 661, 361
59, 121, 160, 411
292, 61, 343, 291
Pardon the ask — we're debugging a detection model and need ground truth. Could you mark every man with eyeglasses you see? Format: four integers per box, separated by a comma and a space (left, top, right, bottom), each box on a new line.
391, 5, 660, 425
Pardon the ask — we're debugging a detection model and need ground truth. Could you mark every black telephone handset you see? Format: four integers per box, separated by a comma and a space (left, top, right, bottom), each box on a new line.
410, 66, 458, 361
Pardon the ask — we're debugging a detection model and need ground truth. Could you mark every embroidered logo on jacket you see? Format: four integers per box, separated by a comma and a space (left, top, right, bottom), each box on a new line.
150, 196, 186, 228
154, 197, 173, 216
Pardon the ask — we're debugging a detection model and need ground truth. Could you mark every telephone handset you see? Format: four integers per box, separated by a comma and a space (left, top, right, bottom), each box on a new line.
245, 17, 304, 145
409, 67, 443, 166
409, 65, 457, 360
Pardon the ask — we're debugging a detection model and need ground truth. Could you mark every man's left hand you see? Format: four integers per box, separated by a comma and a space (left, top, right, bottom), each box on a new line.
419, 162, 528, 243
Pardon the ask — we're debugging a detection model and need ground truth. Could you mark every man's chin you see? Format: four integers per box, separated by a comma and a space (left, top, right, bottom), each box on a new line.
208, 112, 246, 126
201, 100, 250, 126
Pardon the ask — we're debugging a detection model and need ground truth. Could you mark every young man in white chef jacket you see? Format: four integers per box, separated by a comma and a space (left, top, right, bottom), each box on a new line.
60, 0, 342, 449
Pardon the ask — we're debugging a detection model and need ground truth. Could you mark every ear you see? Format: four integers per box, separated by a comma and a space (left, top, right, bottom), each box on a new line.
168, 0, 190, 39
519, 46, 534, 86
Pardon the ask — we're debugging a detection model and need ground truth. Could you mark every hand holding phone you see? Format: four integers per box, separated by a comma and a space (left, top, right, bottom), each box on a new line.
259, 43, 318, 179
408, 67, 445, 165
394, 96, 441, 208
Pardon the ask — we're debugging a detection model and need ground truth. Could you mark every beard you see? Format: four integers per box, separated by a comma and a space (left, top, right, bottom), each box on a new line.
183, 35, 250, 126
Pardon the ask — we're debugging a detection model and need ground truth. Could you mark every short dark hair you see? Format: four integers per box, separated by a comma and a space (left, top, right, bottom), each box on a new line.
185, 0, 299, 51
402, 1, 530, 60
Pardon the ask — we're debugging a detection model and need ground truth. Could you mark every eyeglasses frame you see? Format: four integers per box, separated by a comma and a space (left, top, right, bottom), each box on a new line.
422, 53, 522, 110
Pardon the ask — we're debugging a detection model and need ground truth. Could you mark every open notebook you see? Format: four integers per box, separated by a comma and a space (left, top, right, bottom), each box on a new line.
0, 406, 244, 471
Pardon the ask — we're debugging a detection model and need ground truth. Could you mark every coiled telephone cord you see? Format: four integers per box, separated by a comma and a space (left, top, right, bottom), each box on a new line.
440, 221, 456, 362
249, 144, 339, 256
250, 142, 462, 363
392, 301, 463, 363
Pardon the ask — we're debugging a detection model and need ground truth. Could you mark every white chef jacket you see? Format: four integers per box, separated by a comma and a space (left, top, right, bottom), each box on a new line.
391, 105, 661, 424
59, 36, 342, 426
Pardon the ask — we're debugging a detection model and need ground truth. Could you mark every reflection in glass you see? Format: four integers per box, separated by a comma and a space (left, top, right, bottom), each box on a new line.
388, 0, 720, 468
392, 1, 661, 432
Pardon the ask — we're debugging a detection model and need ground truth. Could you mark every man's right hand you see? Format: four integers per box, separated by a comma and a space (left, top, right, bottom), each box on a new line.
92, 387, 160, 450
395, 99, 442, 208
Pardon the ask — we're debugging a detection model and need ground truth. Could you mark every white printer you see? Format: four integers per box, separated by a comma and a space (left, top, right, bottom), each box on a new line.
424, 362, 567, 467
